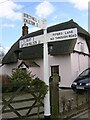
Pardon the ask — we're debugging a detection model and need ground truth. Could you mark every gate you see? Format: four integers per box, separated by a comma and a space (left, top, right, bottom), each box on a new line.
1, 85, 44, 119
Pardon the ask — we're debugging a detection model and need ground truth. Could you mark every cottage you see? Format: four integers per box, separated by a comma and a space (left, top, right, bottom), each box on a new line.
1, 19, 90, 87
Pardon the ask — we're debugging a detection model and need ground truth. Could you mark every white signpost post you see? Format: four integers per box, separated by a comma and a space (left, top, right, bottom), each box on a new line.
22, 13, 51, 119
20, 13, 78, 119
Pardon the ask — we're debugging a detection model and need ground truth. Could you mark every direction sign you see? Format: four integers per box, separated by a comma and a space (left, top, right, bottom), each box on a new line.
47, 28, 77, 43
19, 35, 45, 48
19, 28, 77, 48
23, 13, 46, 29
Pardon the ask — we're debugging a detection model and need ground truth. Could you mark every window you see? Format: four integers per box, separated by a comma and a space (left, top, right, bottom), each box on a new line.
80, 42, 84, 52
78, 42, 84, 52
79, 68, 90, 77
51, 65, 59, 76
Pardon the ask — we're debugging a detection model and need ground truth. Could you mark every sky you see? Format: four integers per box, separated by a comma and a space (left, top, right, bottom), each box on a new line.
0, 0, 90, 54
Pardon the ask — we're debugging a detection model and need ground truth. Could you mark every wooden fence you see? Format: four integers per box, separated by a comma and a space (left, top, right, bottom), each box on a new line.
1, 85, 44, 119
1, 81, 90, 119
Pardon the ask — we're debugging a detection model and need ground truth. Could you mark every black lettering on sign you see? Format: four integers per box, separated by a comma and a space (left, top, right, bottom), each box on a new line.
65, 30, 73, 34
50, 38, 54, 40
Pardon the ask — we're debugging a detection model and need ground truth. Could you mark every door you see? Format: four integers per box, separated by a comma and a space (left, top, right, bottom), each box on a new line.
51, 65, 59, 76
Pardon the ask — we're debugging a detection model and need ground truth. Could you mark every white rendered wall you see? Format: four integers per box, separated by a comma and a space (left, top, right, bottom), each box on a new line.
48, 55, 72, 87
74, 36, 89, 53
0, 60, 21, 76
71, 53, 89, 81
28, 59, 44, 80
0, 55, 72, 87
89, 57, 90, 67
71, 36, 89, 82
28, 55, 72, 87
0, 36, 89, 88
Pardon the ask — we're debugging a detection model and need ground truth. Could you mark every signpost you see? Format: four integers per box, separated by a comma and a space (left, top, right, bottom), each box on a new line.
48, 28, 77, 42
22, 13, 51, 119
23, 13, 46, 29
20, 13, 78, 119
19, 28, 77, 48
19, 34, 45, 48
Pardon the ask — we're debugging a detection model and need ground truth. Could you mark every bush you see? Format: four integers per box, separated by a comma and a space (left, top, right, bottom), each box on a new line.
8, 69, 33, 85
2, 69, 48, 97
30, 77, 48, 97
2, 69, 48, 118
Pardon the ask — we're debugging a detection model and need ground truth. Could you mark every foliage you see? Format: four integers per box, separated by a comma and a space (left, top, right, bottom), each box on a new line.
3, 69, 48, 97
3, 68, 48, 118
30, 77, 48, 118
8, 69, 33, 85
30, 77, 48, 97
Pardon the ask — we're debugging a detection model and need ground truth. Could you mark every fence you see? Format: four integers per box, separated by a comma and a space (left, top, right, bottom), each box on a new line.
1, 85, 44, 119
1, 82, 90, 119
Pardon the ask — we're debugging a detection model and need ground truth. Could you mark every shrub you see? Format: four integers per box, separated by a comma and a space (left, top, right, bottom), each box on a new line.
8, 69, 33, 85
30, 77, 48, 97
3, 69, 48, 96
2, 69, 48, 118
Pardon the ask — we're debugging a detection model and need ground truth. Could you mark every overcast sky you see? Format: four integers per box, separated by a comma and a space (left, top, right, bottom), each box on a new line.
0, 0, 90, 53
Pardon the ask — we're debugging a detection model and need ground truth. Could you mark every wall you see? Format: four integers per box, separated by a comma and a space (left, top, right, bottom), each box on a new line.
0, 61, 21, 76
71, 36, 89, 81
89, 57, 90, 67
0, 36, 89, 88
71, 53, 89, 81
48, 55, 72, 87
28, 59, 44, 80
29, 55, 72, 87
74, 36, 89, 53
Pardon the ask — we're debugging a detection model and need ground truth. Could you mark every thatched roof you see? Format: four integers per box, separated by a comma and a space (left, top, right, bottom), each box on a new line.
2, 19, 90, 65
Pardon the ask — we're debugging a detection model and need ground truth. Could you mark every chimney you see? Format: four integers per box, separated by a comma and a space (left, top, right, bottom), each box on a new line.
22, 23, 28, 36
